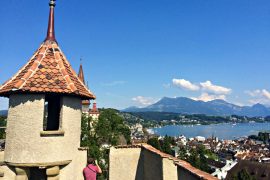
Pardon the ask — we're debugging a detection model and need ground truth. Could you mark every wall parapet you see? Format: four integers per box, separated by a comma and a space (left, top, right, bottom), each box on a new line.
112, 143, 218, 180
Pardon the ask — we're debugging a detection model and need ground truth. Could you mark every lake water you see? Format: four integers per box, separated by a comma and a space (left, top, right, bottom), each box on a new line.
150, 122, 270, 140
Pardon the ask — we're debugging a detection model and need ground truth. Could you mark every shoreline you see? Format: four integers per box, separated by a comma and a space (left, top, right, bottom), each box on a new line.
147, 122, 270, 140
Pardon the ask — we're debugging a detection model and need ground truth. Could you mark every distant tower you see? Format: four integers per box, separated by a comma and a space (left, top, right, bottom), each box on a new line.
0, 1, 95, 179
78, 62, 90, 114
89, 101, 100, 135
89, 101, 100, 120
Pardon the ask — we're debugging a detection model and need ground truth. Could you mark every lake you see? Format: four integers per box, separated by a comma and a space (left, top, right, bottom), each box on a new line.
150, 122, 270, 140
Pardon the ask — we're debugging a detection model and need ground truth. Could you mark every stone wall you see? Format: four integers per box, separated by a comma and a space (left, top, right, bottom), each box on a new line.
142, 148, 163, 180
0, 151, 16, 180
2, 94, 87, 179
109, 144, 218, 180
5, 94, 82, 164
109, 147, 143, 180
60, 149, 87, 180
162, 158, 177, 180
177, 166, 201, 180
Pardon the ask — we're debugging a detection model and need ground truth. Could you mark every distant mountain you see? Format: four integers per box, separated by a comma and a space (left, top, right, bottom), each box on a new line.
0, 110, 8, 117
123, 97, 270, 117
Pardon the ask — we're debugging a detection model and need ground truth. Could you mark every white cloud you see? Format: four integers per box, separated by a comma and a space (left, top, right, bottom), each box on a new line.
132, 96, 157, 106
200, 81, 231, 95
172, 79, 200, 91
171, 78, 231, 95
191, 93, 226, 102
262, 89, 270, 99
163, 83, 171, 89
245, 89, 261, 97
246, 89, 270, 105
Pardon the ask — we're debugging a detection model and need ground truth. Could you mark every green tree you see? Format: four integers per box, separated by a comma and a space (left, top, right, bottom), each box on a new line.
81, 109, 131, 180
187, 146, 211, 173
162, 135, 173, 155
237, 169, 255, 180
95, 109, 131, 145
147, 137, 162, 150
0, 116, 7, 139
178, 146, 188, 160
188, 148, 200, 168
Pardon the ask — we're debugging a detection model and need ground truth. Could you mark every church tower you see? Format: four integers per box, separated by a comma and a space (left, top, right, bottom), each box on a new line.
78, 63, 91, 114
0, 1, 95, 179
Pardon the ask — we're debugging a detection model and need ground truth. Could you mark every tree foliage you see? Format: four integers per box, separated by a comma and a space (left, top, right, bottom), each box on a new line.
162, 135, 173, 155
80, 109, 131, 180
147, 135, 174, 155
0, 116, 6, 139
147, 137, 162, 150
232, 169, 255, 180
185, 145, 211, 173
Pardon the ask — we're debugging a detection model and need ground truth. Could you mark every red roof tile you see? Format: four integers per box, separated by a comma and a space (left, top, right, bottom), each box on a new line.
0, 41, 95, 100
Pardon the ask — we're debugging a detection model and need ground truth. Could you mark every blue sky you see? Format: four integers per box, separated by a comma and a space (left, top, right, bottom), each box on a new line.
1, 0, 270, 110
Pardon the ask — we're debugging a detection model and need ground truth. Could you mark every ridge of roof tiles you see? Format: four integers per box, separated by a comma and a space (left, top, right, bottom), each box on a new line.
0, 0, 95, 100
115, 144, 218, 180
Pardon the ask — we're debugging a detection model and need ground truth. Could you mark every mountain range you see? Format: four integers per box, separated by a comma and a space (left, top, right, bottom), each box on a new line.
123, 97, 270, 117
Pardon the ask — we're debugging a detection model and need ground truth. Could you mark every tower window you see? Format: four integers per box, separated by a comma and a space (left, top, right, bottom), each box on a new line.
43, 95, 62, 131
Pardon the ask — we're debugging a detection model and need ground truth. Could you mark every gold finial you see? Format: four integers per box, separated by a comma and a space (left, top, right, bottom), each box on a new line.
49, 0, 56, 7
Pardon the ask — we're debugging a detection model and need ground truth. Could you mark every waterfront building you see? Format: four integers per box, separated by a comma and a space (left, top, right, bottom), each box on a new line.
0, 0, 95, 179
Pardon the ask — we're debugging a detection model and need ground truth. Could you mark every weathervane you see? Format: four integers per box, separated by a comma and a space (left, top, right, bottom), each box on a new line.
80, 57, 83, 64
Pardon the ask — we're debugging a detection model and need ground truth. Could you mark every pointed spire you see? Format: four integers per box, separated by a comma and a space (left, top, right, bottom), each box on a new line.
78, 60, 86, 84
45, 0, 56, 42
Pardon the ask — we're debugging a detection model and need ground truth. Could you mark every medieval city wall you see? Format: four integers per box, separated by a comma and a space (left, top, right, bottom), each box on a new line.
142, 148, 163, 180
162, 158, 178, 180
109, 147, 143, 180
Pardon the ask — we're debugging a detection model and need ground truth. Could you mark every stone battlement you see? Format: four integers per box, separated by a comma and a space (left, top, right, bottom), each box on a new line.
110, 143, 217, 180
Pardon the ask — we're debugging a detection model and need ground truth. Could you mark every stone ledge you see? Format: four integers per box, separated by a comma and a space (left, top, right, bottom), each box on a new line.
5, 160, 71, 168
40, 130, 65, 137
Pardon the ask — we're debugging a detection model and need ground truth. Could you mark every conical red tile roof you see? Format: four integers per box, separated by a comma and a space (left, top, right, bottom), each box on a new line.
0, 41, 95, 100
0, 0, 95, 100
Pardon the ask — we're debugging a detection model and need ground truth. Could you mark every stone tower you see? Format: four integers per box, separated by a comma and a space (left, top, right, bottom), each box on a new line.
0, 0, 95, 179
89, 101, 100, 121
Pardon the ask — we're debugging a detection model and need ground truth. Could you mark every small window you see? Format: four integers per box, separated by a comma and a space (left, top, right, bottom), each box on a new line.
43, 95, 61, 131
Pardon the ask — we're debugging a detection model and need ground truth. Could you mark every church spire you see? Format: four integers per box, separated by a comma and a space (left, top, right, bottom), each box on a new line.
45, 0, 56, 42
78, 62, 86, 85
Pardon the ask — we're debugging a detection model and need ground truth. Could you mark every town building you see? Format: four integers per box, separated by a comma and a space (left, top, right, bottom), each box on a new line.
0, 0, 95, 179
226, 160, 270, 180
